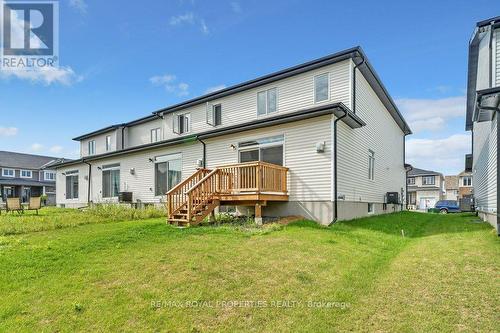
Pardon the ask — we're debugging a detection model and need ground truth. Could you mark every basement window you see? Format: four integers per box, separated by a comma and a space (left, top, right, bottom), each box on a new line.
368, 203, 374, 214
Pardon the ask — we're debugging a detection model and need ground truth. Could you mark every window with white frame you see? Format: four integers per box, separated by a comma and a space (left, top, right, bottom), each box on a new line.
462, 176, 472, 186
314, 73, 329, 103
238, 135, 284, 166
407, 177, 415, 185
151, 128, 161, 143
65, 170, 79, 199
102, 164, 120, 198
173, 113, 190, 134
207, 103, 222, 126
368, 150, 375, 180
257, 88, 277, 115
44, 171, 56, 181
422, 176, 435, 185
106, 135, 112, 151
2, 168, 14, 177
154, 153, 182, 196
20, 170, 32, 178
88, 140, 96, 155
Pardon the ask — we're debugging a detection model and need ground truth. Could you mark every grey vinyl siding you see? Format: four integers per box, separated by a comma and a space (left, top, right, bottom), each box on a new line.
473, 118, 497, 214
495, 28, 500, 87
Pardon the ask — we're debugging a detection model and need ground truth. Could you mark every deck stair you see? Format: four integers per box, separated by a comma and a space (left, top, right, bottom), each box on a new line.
166, 162, 288, 227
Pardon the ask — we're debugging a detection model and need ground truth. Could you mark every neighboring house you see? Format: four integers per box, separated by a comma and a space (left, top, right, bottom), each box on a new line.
458, 170, 473, 198
445, 171, 473, 201
54, 47, 412, 225
0, 151, 66, 205
444, 176, 459, 201
407, 168, 445, 210
465, 16, 500, 232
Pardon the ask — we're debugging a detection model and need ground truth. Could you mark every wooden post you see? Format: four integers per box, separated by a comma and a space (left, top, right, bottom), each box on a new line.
255, 202, 263, 225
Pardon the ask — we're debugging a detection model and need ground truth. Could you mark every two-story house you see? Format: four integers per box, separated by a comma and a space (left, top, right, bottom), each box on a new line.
0, 151, 65, 205
407, 168, 444, 210
465, 16, 500, 232
444, 171, 473, 201
54, 47, 412, 225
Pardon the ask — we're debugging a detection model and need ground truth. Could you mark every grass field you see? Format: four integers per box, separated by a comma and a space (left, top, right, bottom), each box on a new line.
0, 210, 498, 332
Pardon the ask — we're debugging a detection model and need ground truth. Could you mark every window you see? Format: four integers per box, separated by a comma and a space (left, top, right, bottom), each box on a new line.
207, 103, 222, 126
238, 135, 284, 166
44, 171, 56, 181
151, 128, 161, 143
368, 203, 374, 214
102, 164, 120, 198
368, 150, 375, 180
314, 73, 329, 103
257, 88, 278, 115
462, 176, 472, 186
173, 113, 190, 134
422, 176, 435, 185
88, 140, 96, 155
65, 171, 79, 199
106, 135, 112, 151
2, 168, 14, 177
155, 154, 182, 196
20, 170, 32, 178
407, 177, 415, 185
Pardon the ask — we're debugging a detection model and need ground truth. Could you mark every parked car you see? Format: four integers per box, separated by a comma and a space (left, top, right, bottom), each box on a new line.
434, 200, 461, 214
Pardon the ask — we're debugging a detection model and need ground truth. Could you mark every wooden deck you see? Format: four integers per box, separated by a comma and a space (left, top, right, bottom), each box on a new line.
166, 161, 289, 226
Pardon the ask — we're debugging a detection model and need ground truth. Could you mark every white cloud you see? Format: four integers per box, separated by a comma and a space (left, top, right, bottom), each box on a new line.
396, 96, 465, 133
0, 127, 18, 137
406, 134, 471, 174
230, 2, 242, 13
169, 12, 195, 26
0, 66, 83, 86
169, 12, 209, 34
30, 143, 44, 152
200, 19, 209, 34
69, 0, 88, 14
150, 74, 176, 85
150, 73, 189, 97
49, 145, 63, 153
205, 84, 226, 94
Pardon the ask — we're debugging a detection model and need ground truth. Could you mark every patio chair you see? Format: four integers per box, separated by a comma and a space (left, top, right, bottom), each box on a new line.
6, 198, 23, 214
26, 197, 41, 215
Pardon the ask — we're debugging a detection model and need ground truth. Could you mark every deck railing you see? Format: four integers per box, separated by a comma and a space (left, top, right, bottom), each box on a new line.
166, 168, 211, 216
167, 162, 288, 223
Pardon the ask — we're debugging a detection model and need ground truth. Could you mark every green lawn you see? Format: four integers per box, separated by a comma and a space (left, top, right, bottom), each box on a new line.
0, 211, 498, 332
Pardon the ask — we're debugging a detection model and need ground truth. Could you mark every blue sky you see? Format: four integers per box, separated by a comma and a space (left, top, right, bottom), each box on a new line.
1, 0, 499, 175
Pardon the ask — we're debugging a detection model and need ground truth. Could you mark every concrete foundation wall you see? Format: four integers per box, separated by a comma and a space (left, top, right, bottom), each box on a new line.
251, 200, 402, 225
477, 210, 499, 233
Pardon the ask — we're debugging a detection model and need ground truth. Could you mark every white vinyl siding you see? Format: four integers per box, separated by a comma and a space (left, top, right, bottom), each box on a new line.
205, 116, 332, 201
336, 63, 405, 204
82, 60, 351, 152
472, 119, 497, 214
81, 131, 117, 157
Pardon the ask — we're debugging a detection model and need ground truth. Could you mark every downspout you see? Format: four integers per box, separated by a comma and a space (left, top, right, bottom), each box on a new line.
352, 52, 365, 114
329, 108, 348, 225
83, 160, 92, 206
197, 137, 207, 168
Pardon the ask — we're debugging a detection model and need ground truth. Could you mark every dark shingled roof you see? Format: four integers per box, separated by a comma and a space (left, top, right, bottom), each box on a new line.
408, 167, 442, 177
0, 151, 67, 170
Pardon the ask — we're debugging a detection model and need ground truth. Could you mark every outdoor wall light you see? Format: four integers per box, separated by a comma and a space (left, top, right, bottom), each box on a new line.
316, 141, 325, 153
97, 166, 102, 170
230, 144, 236, 150
130, 168, 135, 175
148, 158, 154, 163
